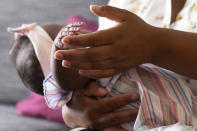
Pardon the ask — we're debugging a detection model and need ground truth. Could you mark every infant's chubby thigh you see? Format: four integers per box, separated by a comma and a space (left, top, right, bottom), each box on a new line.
62, 105, 89, 128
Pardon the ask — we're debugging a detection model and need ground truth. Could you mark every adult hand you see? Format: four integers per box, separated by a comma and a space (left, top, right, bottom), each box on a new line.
55, 5, 158, 78
62, 82, 139, 130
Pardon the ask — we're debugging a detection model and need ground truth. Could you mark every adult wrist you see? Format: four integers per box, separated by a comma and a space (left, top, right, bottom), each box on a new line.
148, 26, 171, 66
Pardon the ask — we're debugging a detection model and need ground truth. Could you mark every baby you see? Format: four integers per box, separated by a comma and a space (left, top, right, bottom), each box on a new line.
8, 24, 64, 95
8, 23, 197, 131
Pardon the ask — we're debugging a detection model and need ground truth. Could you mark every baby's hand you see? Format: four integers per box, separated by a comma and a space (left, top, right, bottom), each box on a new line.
54, 22, 84, 49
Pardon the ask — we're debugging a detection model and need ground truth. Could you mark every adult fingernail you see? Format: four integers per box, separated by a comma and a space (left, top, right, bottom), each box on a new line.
90, 5, 101, 12
62, 37, 70, 44
62, 60, 71, 68
54, 52, 63, 60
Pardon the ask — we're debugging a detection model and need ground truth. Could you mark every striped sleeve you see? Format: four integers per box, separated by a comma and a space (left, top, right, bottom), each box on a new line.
43, 74, 72, 109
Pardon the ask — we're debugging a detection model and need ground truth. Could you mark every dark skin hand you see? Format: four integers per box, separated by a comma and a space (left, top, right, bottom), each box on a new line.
49, 24, 138, 130
54, 5, 158, 78
54, 3, 197, 80
55, 5, 151, 78
62, 82, 139, 131
48, 2, 189, 130
58, 1, 195, 131
57, 3, 193, 131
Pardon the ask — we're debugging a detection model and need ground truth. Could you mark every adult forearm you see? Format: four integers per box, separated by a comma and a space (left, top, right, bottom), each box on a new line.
152, 27, 197, 79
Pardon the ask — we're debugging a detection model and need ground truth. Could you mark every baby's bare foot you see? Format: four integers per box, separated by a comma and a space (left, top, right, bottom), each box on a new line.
54, 22, 84, 49
7, 23, 37, 35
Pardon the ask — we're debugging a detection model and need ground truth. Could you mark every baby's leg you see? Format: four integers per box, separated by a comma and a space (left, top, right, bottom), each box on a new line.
51, 23, 90, 91
9, 23, 89, 92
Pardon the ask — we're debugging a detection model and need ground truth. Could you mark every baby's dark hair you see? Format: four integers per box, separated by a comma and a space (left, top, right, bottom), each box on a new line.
9, 24, 63, 95
10, 35, 44, 95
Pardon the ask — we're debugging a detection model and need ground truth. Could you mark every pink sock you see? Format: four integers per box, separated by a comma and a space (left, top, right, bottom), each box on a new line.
16, 92, 64, 123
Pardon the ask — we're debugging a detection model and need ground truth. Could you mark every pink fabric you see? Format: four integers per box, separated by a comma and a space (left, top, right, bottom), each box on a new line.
16, 92, 64, 123
66, 15, 98, 32
16, 15, 98, 123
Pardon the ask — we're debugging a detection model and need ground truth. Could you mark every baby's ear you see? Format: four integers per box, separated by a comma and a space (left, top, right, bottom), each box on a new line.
41, 24, 64, 40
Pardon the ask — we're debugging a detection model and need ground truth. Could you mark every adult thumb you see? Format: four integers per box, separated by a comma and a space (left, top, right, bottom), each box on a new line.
90, 5, 130, 23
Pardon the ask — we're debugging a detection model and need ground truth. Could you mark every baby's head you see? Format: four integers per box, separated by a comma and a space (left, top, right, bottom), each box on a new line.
9, 24, 63, 95
9, 35, 44, 95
